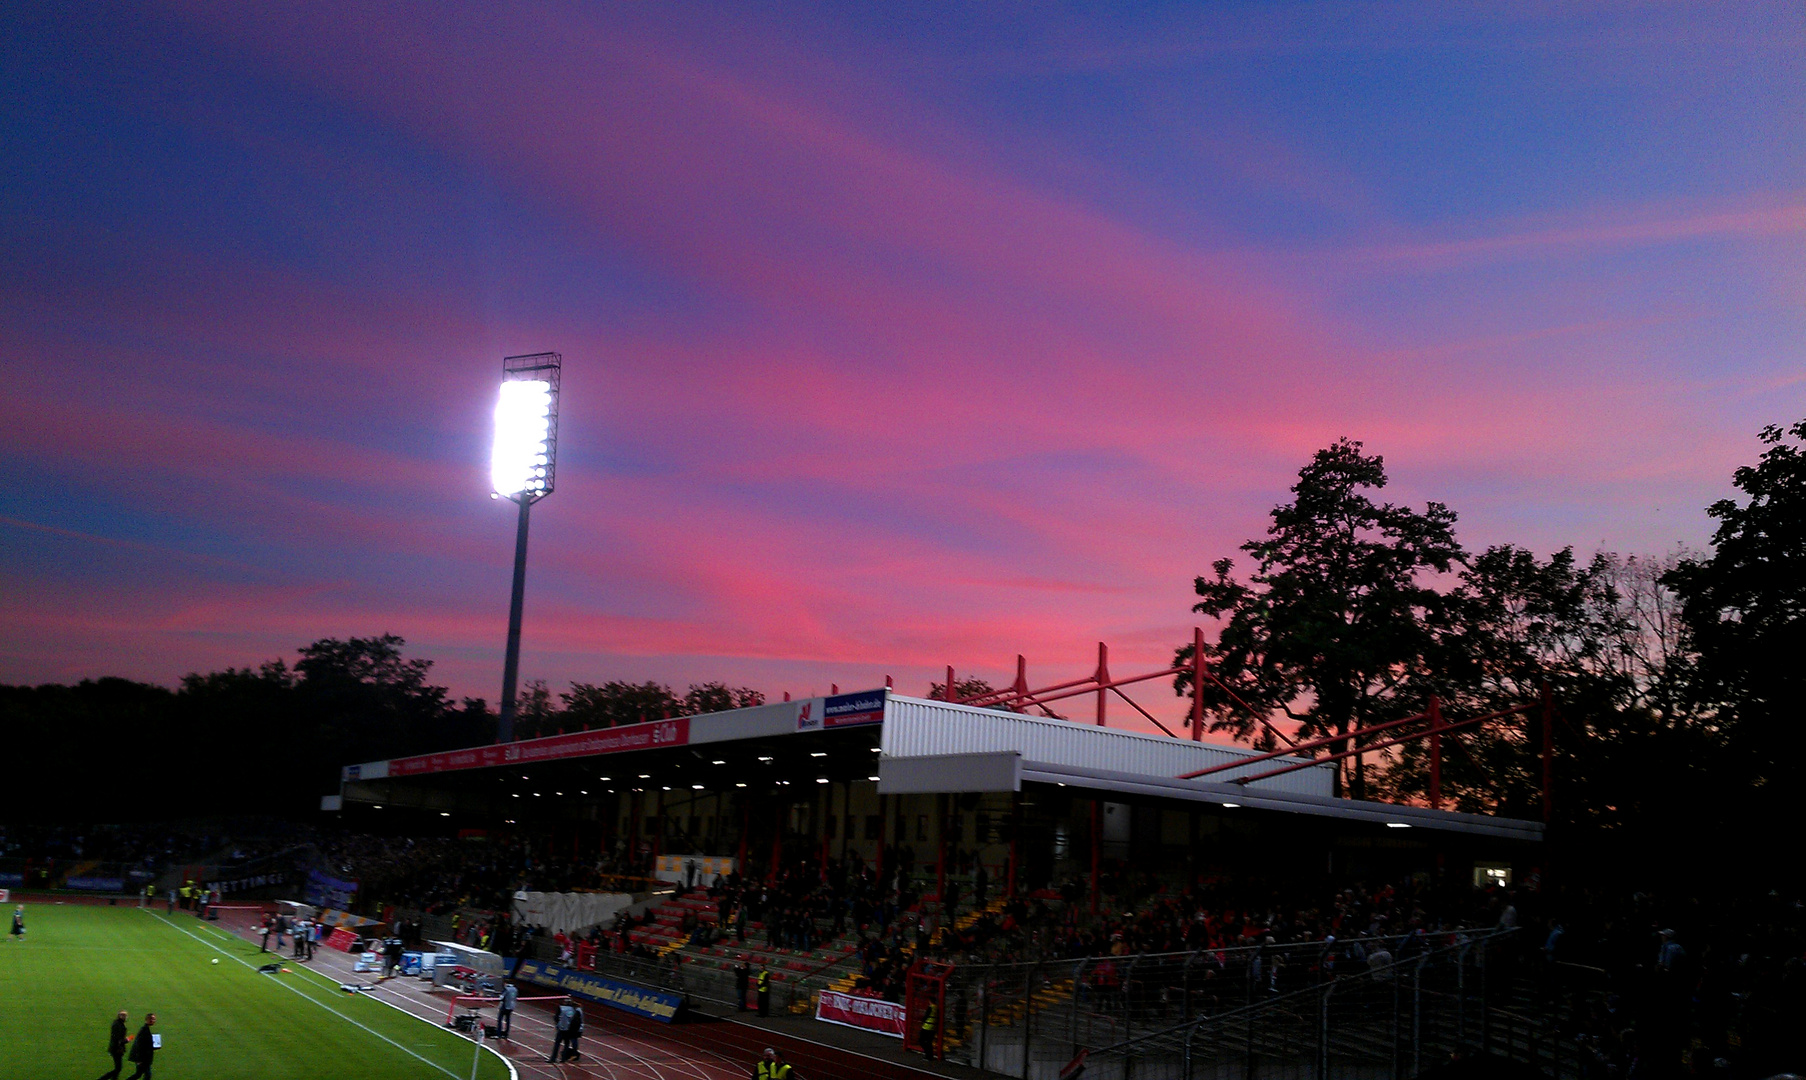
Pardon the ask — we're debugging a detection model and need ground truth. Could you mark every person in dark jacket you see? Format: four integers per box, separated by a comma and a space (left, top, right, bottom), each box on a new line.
98, 1009, 129, 1080
734, 957, 751, 1011
548, 998, 583, 1062
124, 1013, 156, 1080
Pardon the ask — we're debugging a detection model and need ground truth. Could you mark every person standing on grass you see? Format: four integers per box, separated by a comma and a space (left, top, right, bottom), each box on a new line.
123, 1013, 155, 1080
259, 916, 273, 953
98, 1009, 128, 1080
9, 904, 23, 940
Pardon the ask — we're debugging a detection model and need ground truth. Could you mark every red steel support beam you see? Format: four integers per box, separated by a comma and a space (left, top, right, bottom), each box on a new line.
1176, 700, 1535, 781
1007, 790, 1020, 899
1111, 684, 1179, 739
875, 793, 888, 880
1095, 642, 1109, 726
1090, 799, 1102, 915
1428, 696, 1444, 811
1229, 709, 1511, 786
935, 795, 947, 909
737, 796, 750, 871
771, 800, 784, 881
1541, 681, 1554, 827
1191, 627, 1205, 742
1180, 708, 1433, 779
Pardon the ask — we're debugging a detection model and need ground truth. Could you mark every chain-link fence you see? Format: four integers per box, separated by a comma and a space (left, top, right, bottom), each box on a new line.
936, 929, 1578, 1080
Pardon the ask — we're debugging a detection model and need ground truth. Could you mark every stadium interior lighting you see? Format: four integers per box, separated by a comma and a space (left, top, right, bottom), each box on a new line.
758, 756, 773, 763
439, 812, 450, 817
662, 786, 672, 791
867, 775, 880, 782
815, 777, 830, 784
491, 351, 561, 745
810, 752, 827, 758
711, 760, 726, 765
638, 774, 651, 779
1221, 802, 1240, 808
735, 782, 747, 788
1386, 822, 1411, 828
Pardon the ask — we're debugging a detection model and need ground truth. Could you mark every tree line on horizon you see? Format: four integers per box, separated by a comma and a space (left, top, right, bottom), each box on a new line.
4, 418, 1801, 880
1170, 419, 1806, 874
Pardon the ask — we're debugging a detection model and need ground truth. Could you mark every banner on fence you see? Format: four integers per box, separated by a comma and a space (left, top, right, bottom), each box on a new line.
814, 990, 906, 1038
305, 870, 359, 910
66, 877, 125, 892
512, 960, 683, 1023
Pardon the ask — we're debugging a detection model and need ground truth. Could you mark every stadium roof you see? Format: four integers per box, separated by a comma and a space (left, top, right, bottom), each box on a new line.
337, 689, 1541, 841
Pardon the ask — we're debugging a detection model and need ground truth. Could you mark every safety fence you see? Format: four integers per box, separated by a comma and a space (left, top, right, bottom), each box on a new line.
930, 929, 1585, 1080
0, 857, 158, 893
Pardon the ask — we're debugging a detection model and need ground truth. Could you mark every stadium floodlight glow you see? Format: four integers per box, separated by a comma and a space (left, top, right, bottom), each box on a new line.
490, 380, 554, 497
1386, 822, 1411, 828
490, 351, 561, 745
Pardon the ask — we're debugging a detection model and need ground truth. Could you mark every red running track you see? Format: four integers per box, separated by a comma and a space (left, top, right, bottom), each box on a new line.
203, 906, 758, 1080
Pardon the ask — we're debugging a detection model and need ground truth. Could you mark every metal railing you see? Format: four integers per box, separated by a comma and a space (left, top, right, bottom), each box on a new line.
937, 929, 1582, 1080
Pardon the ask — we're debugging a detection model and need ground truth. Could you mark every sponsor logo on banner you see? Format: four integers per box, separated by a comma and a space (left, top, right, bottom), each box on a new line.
795, 699, 819, 731
514, 960, 684, 1022
823, 690, 886, 728
0, 873, 23, 888
344, 764, 361, 780
815, 990, 907, 1037
66, 877, 126, 892
387, 717, 690, 777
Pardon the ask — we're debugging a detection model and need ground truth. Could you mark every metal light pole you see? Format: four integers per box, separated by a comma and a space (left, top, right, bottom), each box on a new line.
490, 351, 561, 743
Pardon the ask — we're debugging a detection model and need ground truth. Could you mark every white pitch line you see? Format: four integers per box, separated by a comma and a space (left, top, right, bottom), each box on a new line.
145, 911, 489, 1080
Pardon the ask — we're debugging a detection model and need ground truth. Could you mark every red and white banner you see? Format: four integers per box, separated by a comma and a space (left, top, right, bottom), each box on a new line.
387, 718, 690, 777
814, 990, 906, 1038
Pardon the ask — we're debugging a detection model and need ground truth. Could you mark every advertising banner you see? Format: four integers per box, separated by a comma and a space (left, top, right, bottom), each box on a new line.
652, 856, 735, 886
814, 990, 906, 1038
305, 870, 359, 910
823, 690, 885, 728
66, 877, 126, 892
513, 960, 684, 1023
388, 717, 690, 778
0, 873, 22, 887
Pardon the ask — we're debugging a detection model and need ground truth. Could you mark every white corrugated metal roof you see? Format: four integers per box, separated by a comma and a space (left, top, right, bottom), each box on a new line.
882, 694, 1335, 797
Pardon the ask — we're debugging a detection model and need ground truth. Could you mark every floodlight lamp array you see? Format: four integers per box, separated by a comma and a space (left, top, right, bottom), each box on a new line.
491, 352, 561, 502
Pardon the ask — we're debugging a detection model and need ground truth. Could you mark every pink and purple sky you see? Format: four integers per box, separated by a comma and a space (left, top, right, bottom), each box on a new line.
2, 2, 1802, 731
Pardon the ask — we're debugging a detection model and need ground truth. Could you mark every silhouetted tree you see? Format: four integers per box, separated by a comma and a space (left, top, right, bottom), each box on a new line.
1175, 439, 1462, 796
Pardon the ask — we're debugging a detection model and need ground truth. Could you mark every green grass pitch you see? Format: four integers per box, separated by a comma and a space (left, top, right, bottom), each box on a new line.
0, 903, 512, 1080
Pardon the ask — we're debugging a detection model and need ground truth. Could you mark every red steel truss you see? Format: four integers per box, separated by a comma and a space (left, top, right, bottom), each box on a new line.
939, 636, 1556, 822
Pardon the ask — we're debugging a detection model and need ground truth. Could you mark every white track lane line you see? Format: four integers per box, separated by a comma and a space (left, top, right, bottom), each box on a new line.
149, 910, 518, 1080
210, 910, 739, 1080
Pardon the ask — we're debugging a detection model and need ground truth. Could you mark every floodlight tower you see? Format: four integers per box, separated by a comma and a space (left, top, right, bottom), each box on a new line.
490, 351, 561, 743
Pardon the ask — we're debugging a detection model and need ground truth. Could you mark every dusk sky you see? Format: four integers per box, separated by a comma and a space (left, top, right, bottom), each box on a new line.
3, 2, 1802, 731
